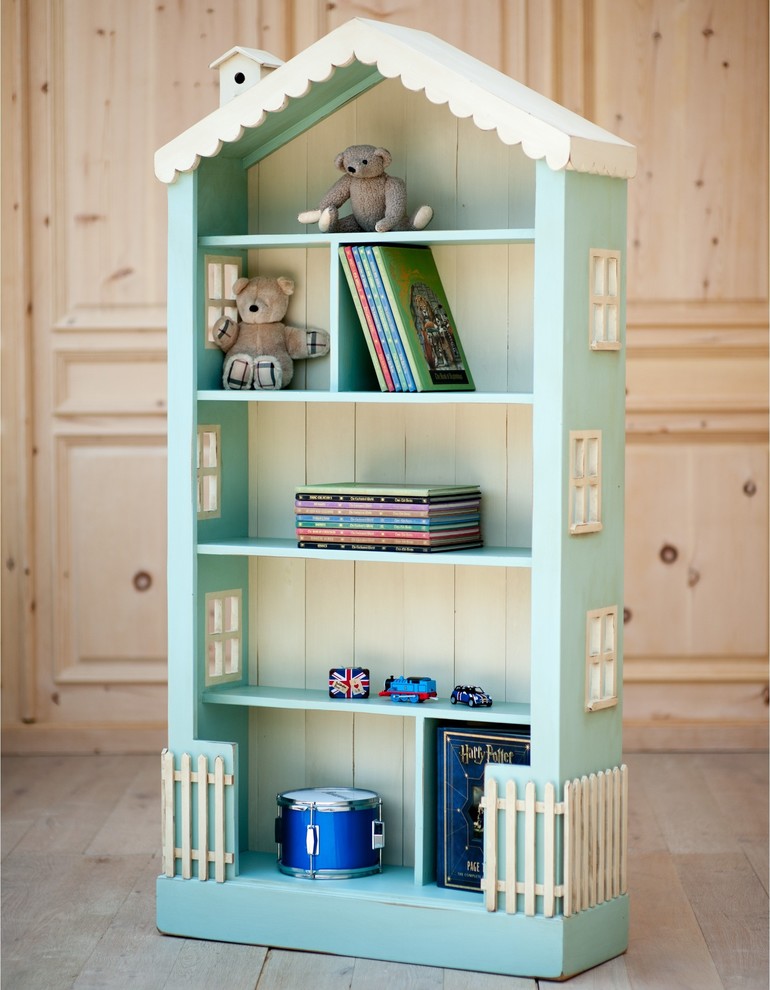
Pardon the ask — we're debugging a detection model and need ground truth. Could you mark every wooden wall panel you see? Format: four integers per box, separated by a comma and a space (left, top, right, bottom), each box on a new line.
591, 0, 768, 303
2, 0, 766, 753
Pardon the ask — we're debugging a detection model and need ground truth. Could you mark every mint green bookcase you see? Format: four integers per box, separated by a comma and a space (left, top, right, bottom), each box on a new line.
155, 19, 635, 979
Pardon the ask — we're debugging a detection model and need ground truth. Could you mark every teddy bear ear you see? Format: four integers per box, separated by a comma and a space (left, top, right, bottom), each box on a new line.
232, 277, 250, 295
334, 151, 347, 171
276, 277, 295, 296
374, 147, 392, 168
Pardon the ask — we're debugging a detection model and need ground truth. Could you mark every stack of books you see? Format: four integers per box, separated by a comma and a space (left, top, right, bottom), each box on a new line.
295, 482, 483, 554
340, 244, 475, 393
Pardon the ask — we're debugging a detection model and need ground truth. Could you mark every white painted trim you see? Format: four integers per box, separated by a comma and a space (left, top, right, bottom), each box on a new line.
155, 18, 636, 184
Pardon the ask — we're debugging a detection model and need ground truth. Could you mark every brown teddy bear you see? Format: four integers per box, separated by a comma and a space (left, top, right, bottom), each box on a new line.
212, 275, 329, 390
298, 144, 433, 234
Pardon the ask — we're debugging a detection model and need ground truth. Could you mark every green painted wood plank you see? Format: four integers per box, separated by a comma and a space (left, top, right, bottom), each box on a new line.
196, 538, 532, 567
198, 229, 536, 248
202, 684, 531, 724
196, 390, 534, 404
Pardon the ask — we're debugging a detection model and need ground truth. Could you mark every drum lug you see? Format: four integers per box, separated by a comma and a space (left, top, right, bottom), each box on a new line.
372, 819, 385, 849
306, 824, 320, 856
274, 817, 283, 845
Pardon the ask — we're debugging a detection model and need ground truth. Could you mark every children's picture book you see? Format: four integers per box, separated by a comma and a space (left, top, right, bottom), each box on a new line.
372, 245, 475, 392
295, 482, 480, 502
437, 725, 530, 891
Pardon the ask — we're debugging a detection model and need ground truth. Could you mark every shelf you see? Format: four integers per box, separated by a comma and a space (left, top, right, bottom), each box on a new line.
202, 684, 532, 724
197, 389, 534, 404
197, 538, 533, 568
198, 229, 536, 249
234, 853, 486, 907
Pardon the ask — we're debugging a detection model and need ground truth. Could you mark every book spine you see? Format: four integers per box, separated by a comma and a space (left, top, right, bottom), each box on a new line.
353, 247, 409, 392
295, 490, 480, 503
364, 245, 417, 392
295, 527, 481, 542
352, 246, 402, 391
340, 246, 393, 391
294, 516, 480, 528
298, 541, 482, 553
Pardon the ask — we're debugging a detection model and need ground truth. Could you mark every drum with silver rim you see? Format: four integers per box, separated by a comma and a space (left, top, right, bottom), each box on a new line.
275, 786, 384, 879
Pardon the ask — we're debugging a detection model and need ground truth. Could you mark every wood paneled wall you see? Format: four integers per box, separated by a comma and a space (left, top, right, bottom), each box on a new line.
2, 0, 766, 753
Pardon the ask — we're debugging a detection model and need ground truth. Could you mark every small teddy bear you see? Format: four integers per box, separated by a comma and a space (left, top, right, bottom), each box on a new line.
298, 144, 433, 234
212, 275, 329, 390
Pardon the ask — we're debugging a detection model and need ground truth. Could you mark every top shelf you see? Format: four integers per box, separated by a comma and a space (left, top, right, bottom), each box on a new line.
198, 229, 536, 250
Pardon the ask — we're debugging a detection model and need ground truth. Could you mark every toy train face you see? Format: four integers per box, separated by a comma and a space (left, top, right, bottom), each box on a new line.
379, 675, 437, 703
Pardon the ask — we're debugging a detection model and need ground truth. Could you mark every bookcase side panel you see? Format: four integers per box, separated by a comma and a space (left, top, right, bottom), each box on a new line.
167, 172, 199, 751
558, 171, 627, 778
530, 163, 569, 782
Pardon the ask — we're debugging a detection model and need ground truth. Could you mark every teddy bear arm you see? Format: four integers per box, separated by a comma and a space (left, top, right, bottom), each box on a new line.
283, 326, 331, 360
384, 174, 407, 213
318, 174, 353, 211
212, 316, 240, 353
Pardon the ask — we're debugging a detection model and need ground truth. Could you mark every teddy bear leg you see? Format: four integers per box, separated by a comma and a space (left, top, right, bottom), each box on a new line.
252, 357, 284, 390
222, 352, 254, 390
410, 205, 434, 231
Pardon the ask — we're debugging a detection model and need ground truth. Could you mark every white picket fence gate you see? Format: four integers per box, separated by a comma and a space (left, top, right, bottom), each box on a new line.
480, 764, 628, 916
161, 749, 235, 882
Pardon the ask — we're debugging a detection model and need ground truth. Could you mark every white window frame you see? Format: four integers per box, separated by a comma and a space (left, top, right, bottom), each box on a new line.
569, 430, 602, 534
585, 606, 618, 712
197, 425, 221, 520
205, 255, 242, 348
205, 589, 242, 685
589, 249, 622, 351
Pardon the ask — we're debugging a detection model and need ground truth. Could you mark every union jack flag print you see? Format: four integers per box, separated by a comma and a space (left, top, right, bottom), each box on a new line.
328, 667, 370, 699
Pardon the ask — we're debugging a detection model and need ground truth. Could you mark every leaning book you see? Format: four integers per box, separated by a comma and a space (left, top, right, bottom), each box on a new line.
371, 245, 475, 392
437, 725, 530, 891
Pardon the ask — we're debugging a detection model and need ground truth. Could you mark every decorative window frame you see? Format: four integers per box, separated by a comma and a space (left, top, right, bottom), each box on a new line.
569, 430, 602, 534
205, 589, 243, 686
589, 249, 622, 351
205, 255, 242, 348
585, 606, 618, 712
197, 425, 221, 519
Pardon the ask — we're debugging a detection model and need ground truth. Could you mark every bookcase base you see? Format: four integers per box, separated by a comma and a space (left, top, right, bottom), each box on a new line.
156, 874, 628, 979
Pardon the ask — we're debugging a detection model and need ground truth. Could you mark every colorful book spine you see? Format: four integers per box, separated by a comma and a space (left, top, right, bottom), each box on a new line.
297, 541, 483, 554
354, 246, 410, 391
295, 515, 481, 529
295, 528, 481, 542
364, 245, 416, 392
294, 500, 481, 515
350, 246, 402, 391
340, 246, 393, 391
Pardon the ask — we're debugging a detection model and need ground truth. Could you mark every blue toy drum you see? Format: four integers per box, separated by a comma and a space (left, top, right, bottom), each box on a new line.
276, 786, 384, 879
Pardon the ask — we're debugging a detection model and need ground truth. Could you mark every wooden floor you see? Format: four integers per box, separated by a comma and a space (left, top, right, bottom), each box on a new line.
2, 752, 767, 990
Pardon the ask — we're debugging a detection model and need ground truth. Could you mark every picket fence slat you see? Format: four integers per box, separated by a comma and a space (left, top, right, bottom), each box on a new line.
198, 753, 209, 881
160, 749, 235, 883
504, 779, 517, 914
481, 765, 628, 918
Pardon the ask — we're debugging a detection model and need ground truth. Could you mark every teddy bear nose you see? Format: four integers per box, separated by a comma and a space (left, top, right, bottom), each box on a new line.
347, 166, 356, 173
249, 304, 259, 312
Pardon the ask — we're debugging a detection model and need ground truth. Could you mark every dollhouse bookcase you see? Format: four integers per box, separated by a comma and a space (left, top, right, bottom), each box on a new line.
155, 18, 635, 980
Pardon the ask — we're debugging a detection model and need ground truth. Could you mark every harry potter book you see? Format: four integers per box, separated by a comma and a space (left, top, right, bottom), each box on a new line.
437, 725, 530, 891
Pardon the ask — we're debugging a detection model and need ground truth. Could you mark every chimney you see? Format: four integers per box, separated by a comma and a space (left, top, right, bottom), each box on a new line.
209, 47, 284, 106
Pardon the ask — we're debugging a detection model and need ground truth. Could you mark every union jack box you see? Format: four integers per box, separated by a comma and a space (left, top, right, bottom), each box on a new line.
328, 667, 370, 699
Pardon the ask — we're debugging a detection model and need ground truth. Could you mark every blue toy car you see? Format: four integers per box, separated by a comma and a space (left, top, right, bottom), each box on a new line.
450, 684, 493, 708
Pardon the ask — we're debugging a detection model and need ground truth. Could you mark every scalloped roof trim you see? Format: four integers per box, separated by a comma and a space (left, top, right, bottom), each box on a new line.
154, 18, 636, 184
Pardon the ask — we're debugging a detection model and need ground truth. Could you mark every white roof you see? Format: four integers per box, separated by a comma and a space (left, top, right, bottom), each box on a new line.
209, 46, 284, 71
155, 18, 636, 184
